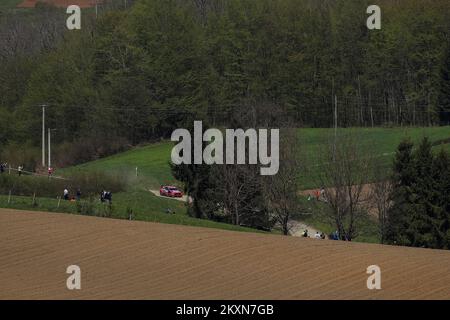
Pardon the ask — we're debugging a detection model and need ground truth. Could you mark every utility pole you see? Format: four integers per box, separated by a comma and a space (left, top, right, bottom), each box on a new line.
333, 94, 338, 162
334, 94, 338, 139
48, 128, 51, 168
41, 104, 46, 168
48, 128, 56, 168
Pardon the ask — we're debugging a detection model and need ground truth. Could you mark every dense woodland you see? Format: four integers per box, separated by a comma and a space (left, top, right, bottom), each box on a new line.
385, 138, 450, 249
0, 0, 450, 167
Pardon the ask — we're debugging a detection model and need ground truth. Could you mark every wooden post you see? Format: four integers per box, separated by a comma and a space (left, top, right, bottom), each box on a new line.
32, 192, 36, 206
57, 196, 61, 209
369, 92, 374, 128
333, 94, 337, 162
8, 190, 11, 204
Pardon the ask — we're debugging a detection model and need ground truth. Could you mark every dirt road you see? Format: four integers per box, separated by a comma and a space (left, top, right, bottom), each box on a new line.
289, 220, 320, 238
300, 184, 380, 217
1, 209, 449, 299
149, 189, 192, 203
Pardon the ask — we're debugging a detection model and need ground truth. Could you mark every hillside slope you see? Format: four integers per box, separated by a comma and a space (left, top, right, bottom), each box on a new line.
1, 209, 449, 299
64, 127, 450, 190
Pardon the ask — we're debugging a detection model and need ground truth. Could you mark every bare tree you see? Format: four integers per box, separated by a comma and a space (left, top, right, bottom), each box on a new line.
0, 5, 66, 60
215, 102, 277, 228
371, 168, 392, 244
320, 131, 372, 241
218, 163, 262, 226
264, 128, 301, 235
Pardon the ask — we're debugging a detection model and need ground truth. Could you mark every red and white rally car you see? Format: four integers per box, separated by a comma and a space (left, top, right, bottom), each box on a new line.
159, 185, 183, 198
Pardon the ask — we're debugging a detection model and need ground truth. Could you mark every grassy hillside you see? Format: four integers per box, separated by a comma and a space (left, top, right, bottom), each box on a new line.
62, 142, 175, 190
295, 195, 380, 243
1, 143, 269, 234
64, 127, 450, 190
0, 192, 262, 233
2, 126, 449, 240
298, 126, 450, 189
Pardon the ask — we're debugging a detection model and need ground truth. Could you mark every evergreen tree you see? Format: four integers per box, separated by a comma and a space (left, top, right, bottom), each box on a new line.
386, 139, 416, 245
438, 45, 450, 124
432, 148, 450, 248
387, 138, 450, 249
408, 137, 440, 248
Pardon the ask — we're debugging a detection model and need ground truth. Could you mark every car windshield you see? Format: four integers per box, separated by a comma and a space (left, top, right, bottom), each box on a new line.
169, 187, 178, 191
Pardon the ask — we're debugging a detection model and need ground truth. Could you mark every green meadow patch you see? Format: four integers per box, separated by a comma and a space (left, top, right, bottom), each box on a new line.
2, 127, 449, 240
63, 127, 450, 190
0, 192, 264, 233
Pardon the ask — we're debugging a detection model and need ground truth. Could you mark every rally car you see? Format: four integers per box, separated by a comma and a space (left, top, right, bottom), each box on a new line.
159, 185, 183, 198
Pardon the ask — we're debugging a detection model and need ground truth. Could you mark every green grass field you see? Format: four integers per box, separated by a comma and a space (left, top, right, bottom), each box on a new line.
2, 126, 449, 241
64, 127, 450, 190
295, 196, 380, 243
61, 142, 176, 190
298, 126, 450, 189
62, 126, 449, 243
0, 192, 264, 233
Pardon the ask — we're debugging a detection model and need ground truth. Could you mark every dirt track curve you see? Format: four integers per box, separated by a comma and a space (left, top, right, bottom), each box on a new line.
1, 209, 449, 300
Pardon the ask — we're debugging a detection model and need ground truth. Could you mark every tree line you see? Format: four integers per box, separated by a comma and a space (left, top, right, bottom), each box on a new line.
1, 0, 450, 168
170, 116, 301, 235
317, 131, 450, 248
384, 138, 450, 249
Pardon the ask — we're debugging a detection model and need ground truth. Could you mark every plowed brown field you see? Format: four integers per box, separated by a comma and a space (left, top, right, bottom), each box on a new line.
1, 209, 449, 299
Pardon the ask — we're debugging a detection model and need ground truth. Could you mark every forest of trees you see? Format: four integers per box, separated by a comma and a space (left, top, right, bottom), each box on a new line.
0, 0, 450, 168
385, 138, 450, 249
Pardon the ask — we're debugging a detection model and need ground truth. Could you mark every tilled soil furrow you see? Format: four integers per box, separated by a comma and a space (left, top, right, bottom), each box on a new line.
1, 209, 449, 299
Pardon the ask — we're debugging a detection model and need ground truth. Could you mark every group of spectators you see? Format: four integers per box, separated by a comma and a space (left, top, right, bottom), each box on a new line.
62, 189, 112, 203
1, 161, 114, 207
100, 190, 113, 203
0, 163, 24, 176
302, 229, 345, 240
307, 187, 326, 202
0, 162, 56, 178
302, 229, 326, 239
63, 188, 82, 201
330, 230, 352, 241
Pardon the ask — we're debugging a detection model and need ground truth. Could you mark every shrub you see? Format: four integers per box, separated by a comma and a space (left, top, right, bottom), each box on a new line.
0, 170, 125, 199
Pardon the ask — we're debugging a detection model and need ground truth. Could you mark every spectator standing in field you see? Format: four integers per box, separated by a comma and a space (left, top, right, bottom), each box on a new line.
48, 167, 53, 178
315, 231, 321, 239
320, 232, 326, 239
104, 191, 112, 204
76, 189, 81, 201
18, 165, 23, 176
303, 229, 308, 237
0, 163, 4, 173
332, 230, 339, 240
315, 189, 320, 201
100, 190, 112, 204
63, 188, 69, 201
